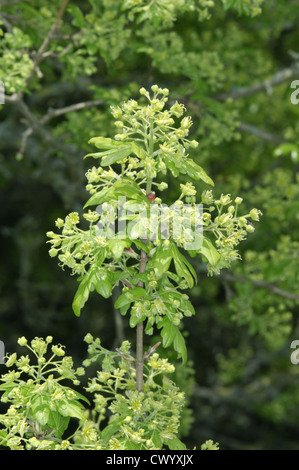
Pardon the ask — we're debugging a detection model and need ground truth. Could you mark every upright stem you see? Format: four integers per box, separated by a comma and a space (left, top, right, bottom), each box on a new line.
136, 117, 154, 392
136, 249, 147, 392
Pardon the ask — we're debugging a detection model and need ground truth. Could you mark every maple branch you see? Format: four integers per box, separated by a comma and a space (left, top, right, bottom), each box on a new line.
222, 272, 299, 301
41, 100, 103, 125
215, 63, 299, 102
26, 0, 70, 85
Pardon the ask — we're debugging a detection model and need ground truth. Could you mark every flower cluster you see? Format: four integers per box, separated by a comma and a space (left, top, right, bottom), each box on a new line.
0, 337, 86, 450
200, 191, 262, 274
47, 86, 262, 288
47, 210, 108, 277
110, 85, 199, 183
83, 335, 185, 450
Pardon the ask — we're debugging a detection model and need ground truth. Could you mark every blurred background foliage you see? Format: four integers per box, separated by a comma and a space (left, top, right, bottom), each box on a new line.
1, 0, 299, 449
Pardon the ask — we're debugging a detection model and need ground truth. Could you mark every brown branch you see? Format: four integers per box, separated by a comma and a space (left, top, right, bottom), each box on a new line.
214, 63, 299, 102
26, 0, 70, 85
186, 96, 286, 146
10, 97, 80, 155
143, 342, 161, 361
222, 272, 299, 301
238, 121, 285, 144
41, 99, 103, 125
6, 95, 103, 154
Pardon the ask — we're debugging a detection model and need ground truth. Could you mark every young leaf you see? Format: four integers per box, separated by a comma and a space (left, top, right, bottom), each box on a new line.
72, 271, 94, 317
198, 238, 221, 267
47, 411, 70, 439
114, 292, 132, 310
101, 417, 123, 444
157, 316, 187, 364
171, 244, 197, 288
56, 398, 86, 420
88, 136, 129, 150
93, 273, 112, 299
108, 238, 131, 259
114, 286, 146, 311
31, 395, 51, 426
85, 146, 132, 166
173, 327, 188, 364
166, 436, 187, 450
126, 441, 142, 450
146, 243, 173, 278
151, 429, 163, 449
84, 179, 149, 208
113, 180, 149, 203
64, 387, 90, 405
84, 185, 113, 209
127, 219, 146, 240
68, 4, 86, 28
129, 311, 146, 328
131, 141, 146, 160
163, 156, 180, 177
158, 316, 176, 348
181, 159, 214, 186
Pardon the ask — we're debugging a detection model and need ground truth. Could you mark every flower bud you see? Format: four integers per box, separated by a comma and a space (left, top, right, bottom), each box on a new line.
190, 140, 199, 148
235, 197, 243, 205
249, 208, 262, 221
18, 337, 28, 346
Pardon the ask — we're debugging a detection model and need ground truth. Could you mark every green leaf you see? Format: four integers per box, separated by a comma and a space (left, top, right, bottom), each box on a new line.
113, 180, 149, 203
31, 395, 51, 426
163, 156, 180, 177
64, 387, 90, 405
56, 399, 86, 420
72, 271, 94, 317
72, 267, 112, 315
180, 298, 196, 316
93, 273, 112, 299
68, 4, 85, 28
96, 247, 107, 266
127, 219, 146, 239
114, 287, 146, 309
114, 293, 132, 310
181, 159, 214, 186
132, 239, 151, 253
198, 238, 221, 267
173, 328, 188, 364
0, 430, 9, 446
108, 238, 131, 259
171, 244, 197, 288
125, 441, 142, 450
151, 429, 163, 448
131, 142, 146, 159
166, 436, 187, 450
101, 417, 123, 444
129, 311, 146, 328
158, 316, 176, 348
47, 411, 70, 439
84, 185, 113, 209
85, 146, 132, 166
84, 179, 149, 209
222, 0, 235, 10
157, 316, 187, 364
146, 243, 173, 278
88, 136, 128, 150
